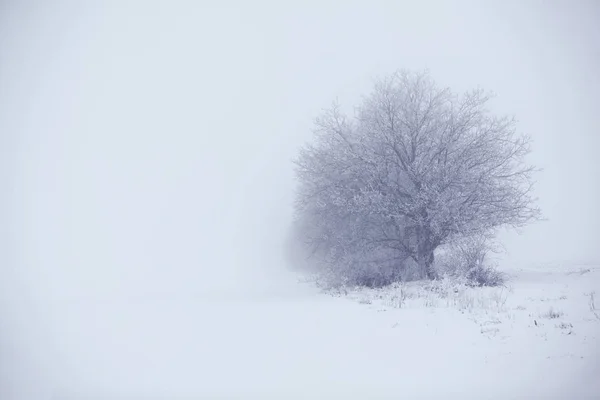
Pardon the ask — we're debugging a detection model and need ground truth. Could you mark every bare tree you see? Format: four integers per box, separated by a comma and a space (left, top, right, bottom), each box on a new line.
294, 70, 540, 285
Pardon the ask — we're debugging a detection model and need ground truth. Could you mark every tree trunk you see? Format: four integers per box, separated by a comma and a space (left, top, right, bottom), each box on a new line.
414, 208, 438, 280
416, 229, 437, 280
417, 249, 436, 280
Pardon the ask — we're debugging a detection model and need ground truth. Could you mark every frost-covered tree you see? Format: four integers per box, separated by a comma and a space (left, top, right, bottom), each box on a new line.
294, 70, 540, 285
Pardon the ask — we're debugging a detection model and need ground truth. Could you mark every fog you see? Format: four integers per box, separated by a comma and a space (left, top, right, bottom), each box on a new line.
1, 1, 599, 398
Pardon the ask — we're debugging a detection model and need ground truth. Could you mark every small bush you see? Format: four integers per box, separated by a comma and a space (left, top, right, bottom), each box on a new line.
465, 264, 506, 287
435, 235, 505, 287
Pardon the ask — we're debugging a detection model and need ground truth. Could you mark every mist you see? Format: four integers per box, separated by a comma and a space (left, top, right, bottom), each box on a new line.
1, 1, 599, 398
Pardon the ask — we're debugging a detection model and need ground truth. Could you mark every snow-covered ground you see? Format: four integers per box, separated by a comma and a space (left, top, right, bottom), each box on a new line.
7, 264, 589, 399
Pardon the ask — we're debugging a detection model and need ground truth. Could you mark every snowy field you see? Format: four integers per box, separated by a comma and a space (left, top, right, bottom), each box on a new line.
7, 264, 593, 399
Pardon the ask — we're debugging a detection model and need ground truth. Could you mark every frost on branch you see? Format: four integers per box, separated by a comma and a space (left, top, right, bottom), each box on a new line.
292, 70, 540, 287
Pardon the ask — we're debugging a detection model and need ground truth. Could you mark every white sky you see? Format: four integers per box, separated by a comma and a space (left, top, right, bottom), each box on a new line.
0, 1, 599, 395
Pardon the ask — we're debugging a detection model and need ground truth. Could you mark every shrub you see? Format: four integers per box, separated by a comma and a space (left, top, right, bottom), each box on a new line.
435, 236, 505, 287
